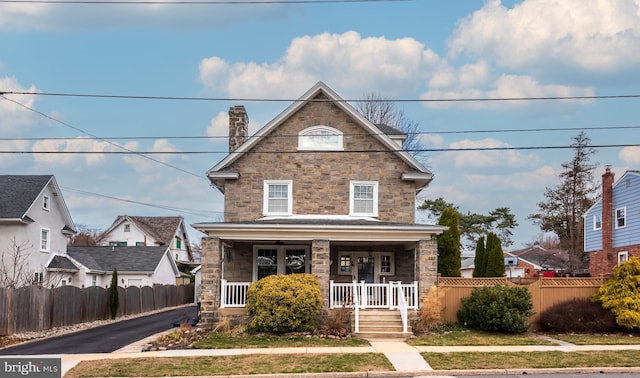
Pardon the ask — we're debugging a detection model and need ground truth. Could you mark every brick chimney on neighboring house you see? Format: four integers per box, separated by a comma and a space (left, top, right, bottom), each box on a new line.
592, 166, 615, 276
228, 105, 248, 152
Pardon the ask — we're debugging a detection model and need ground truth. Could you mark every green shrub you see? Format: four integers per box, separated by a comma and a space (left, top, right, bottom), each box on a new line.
457, 285, 534, 334
538, 298, 618, 333
246, 274, 322, 334
592, 257, 640, 330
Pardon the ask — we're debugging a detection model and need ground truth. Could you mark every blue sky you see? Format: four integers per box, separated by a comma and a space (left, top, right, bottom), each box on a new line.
2, 0, 640, 249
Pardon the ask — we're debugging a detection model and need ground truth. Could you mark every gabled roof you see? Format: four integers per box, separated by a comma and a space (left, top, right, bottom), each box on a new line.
47, 255, 80, 272
583, 169, 640, 216
98, 215, 186, 246
508, 245, 568, 270
67, 246, 180, 275
207, 81, 433, 191
0, 175, 76, 233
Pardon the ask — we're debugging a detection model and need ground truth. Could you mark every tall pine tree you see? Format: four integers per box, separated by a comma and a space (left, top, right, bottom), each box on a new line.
437, 207, 461, 277
484, 232, 506, 277
473, 235, 486, 277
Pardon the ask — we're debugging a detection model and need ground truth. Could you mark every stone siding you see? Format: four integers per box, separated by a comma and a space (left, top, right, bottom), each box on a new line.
200, 237, 221, 328
416, 238, 438, 305
223, 94, 416, 223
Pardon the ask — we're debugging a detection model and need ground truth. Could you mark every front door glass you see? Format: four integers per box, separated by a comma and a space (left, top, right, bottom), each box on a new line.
357, 256, 375, 283
285, 248, 307, 274
257, 248, 277, 280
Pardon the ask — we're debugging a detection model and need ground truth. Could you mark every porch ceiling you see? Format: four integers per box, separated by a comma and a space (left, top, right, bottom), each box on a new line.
192, 220, 446, 242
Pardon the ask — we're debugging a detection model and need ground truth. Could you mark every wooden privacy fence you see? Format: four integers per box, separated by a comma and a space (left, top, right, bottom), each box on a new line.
436, 276, 607, 326
0, 284, 195, 336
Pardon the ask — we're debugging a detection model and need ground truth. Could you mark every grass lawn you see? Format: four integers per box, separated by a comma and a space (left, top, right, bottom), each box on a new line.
408, 330, 557, 346
546, 333, 640, 345
65, 354, 392, 378
192, 333, 369, 349
422, 350, 640, 370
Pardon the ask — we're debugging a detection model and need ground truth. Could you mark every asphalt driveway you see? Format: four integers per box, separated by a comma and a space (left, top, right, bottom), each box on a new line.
0, 305, 199, 355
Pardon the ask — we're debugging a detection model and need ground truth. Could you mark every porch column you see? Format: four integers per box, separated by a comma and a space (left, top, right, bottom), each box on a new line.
416, 237, 438, 308
200, 236, 222, 328
311, 239, 331, 309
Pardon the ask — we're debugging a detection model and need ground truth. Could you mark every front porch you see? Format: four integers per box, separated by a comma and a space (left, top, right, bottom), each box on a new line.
194, 220, 442, 331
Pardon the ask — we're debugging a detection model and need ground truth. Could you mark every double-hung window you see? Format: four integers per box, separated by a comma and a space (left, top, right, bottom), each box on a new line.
615, 207, 626, 229
40, 228, 50, 252
593, 214, 602, 230
263, 180, 292, 216
350, 181, 378, 217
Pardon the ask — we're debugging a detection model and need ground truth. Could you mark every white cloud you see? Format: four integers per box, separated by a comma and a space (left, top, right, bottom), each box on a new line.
123, 138, 184, 173
0, 139, 29, 165
199, 31, 446, 99
436, 138, 541, 169
419, 134, 445, 149
0, 77, 38, 133
464, 165, 557, 191
449, 0, 640, 75
0, 2, 292, 31
206, 111, 228, 139
619, 146, 640, 164
32, 137, 116, 166
421, 72, 594, 110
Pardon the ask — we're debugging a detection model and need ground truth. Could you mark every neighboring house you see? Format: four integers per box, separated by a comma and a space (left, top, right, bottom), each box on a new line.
193, 82, 446, 328
460, 252, 475, 278
49, 246, 180, 287
584, 167, 640, 276
508, 244, 569, 275
503, 252, 541, 278
0, 175, 76, 287
97, 215, 194, 267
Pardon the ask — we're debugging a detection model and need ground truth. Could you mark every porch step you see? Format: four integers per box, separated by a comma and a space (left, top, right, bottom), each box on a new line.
352, 309, 412, 340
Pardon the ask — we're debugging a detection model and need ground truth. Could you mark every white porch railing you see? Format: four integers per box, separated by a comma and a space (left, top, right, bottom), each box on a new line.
220, 279, 419, 313
220, 279, 251, 308
329, 280, 418, 310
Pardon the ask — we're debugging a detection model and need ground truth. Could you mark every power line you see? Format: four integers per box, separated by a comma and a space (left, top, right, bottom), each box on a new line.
62, 186, 223, 218
3, 143, 640, 154
0, 95, 207, 181
3, 90, 640, 103
0, 0, 409, 3
2, 124, 640, 142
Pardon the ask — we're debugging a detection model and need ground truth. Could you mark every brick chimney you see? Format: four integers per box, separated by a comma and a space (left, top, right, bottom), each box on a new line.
228, 105, 248, 152
601, 165, 615, 273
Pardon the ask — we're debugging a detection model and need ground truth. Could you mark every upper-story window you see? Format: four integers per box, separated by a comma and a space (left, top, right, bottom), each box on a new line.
350, 181, 378, 217
124, 223, 130, 232
263, 180, 293, 216
42, 195, 50, 211
40, 228, 50, 252
593, 214, 602, 230
615, 207, 626, 229
298, 126, 343, 150
176, 237, 182, 249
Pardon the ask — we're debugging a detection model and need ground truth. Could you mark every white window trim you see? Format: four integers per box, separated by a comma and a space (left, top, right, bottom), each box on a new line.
593, 214, 602, 230
618, 251, 629, 265
298, 125, 344, 151
337, 252, 353, 276
252, 245, 310, 281
349, 181, 379, 217
42, 195, 50, 211
124, 223, 130, 232
263, 180, 293, 216
615, 207, 627, 229
40, 227, 51, 252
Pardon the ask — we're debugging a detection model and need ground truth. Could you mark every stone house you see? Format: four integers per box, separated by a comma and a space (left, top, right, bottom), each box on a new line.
193, 82, 445, 336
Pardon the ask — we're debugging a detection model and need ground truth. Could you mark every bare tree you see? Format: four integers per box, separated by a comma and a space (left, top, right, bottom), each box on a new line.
69, 224, 101, 246
0, 237, 35, 288
355, 92, 428, 164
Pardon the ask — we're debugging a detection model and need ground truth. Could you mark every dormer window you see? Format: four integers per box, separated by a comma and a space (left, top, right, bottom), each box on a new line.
298, 126, 343, 150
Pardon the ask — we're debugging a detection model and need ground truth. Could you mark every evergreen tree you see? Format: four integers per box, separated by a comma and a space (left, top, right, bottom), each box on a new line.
528, 132, 598, 274
484, 233, 506, 277
437, 207, 461, 277
473, 235, 486, 277
109, 269, 119, 319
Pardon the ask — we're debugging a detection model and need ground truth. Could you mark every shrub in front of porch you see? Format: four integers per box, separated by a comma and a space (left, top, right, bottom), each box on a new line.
246, 274, 322, 334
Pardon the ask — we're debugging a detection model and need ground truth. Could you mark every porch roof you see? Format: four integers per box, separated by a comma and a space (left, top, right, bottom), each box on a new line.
192, 218, 446, 242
